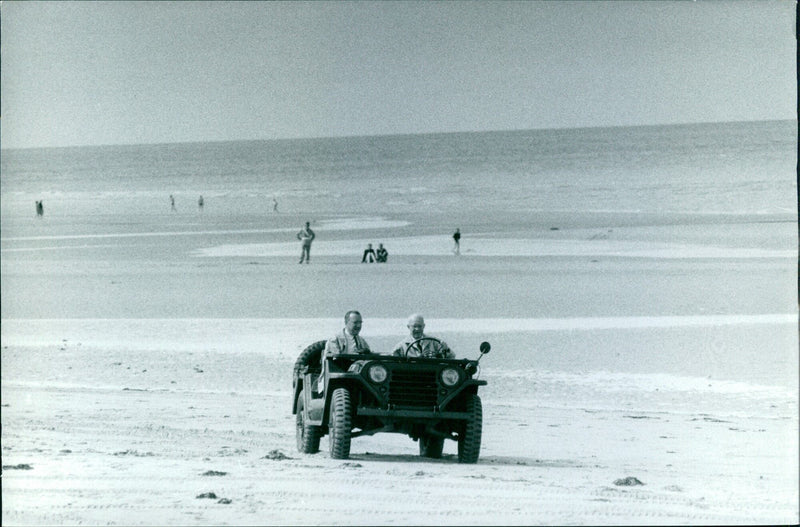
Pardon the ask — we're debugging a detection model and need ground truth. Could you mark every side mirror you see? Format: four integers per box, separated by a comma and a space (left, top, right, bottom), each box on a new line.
479, 341, 491, 355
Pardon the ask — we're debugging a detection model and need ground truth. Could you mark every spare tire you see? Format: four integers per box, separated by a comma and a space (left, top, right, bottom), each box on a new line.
293, 340, 327, 388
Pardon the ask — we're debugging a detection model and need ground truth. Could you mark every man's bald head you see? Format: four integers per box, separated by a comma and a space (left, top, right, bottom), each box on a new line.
407, 314, 425, 338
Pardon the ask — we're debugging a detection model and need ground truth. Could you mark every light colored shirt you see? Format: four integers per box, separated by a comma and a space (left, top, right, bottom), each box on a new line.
392, 334, 454, 358
297, 227, 315, 246
325, 329, 371, 358
317, 329, 371, 393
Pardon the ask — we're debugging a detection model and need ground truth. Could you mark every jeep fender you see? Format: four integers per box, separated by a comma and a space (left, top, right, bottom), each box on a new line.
318, 372, 367, 428
438, 378, 488, 410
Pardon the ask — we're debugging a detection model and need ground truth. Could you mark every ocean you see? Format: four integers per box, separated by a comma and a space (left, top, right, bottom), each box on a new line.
1, 120, 796, 223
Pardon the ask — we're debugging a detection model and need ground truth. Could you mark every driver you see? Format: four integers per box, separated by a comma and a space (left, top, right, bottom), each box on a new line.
391, 313, 454, 358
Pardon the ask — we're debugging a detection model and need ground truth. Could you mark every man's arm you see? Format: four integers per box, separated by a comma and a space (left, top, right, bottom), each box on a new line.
324, 336, 343, 358
391, 339, 407, 356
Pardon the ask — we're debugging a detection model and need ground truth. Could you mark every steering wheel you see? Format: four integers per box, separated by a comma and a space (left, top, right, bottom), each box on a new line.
403, 337, 443, 358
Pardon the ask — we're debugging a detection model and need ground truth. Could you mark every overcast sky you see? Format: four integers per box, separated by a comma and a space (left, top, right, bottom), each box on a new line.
1, 0, 795, 149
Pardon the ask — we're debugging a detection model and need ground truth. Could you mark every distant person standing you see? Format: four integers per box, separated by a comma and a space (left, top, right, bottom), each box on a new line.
453, 228, 461, 255
361, 243, 376, 263
35, 200, 44, 218
297, 221, 315, 264
170, 194, 176, 212
273, 197, 279, 213
198, 195, 204, 210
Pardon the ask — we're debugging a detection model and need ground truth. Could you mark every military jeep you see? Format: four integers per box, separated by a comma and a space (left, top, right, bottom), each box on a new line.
292, 338, 490, 463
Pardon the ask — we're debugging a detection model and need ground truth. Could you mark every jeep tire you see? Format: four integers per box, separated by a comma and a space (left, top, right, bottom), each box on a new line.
296, 390, 321, 453
329, 387, 352, 459
457, 394, 483, 463
419, 435, 445, 459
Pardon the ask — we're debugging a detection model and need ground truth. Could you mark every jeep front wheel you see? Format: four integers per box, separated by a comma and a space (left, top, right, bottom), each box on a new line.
457, 394, 482, 463
329, 387, 352, 459
296, 390, 321, 453
419, 435, 444, 459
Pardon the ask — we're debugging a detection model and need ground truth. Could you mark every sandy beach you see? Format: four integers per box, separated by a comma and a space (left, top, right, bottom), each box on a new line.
1, 207, 797, 525
2, 0, 797, 523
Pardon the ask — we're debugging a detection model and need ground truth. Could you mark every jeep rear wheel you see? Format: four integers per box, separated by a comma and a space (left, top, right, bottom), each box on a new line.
458, 394, 482, 463
329, 387, 352, 459
419, 435, 444, 459
296, 390, 321, 453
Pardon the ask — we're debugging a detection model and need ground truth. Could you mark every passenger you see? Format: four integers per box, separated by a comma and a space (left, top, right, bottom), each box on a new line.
318, 310, 371, 392
325, 310, 371, 357
376, 243, 388, 263
392, 314, 454, 358
361, 243, 376, 263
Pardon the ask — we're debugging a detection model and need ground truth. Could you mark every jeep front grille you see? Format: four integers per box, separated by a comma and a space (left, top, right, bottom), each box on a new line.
388, 370, 438, 408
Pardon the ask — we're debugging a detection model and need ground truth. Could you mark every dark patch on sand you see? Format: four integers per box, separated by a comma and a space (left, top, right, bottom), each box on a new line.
262, 449, 292, 460
3, 464, 33, 470
614, 476, 644, 486
113, 450, 155, 457
691, 416, 730, 423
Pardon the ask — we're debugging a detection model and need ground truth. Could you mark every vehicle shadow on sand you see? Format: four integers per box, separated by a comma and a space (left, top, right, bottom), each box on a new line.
350, 452, 588, 468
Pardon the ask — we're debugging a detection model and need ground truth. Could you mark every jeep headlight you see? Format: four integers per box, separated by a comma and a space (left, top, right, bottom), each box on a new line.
368, 364, 388, 384
440, 367, 461, 387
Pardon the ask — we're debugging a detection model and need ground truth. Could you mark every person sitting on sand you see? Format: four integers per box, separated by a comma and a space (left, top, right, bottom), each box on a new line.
392, 314, 454, 358
376, 243, 388, 263
361, 243, 376, 263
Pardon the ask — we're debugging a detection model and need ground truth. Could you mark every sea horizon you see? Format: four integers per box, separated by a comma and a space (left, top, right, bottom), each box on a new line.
1, 118, 795, 152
